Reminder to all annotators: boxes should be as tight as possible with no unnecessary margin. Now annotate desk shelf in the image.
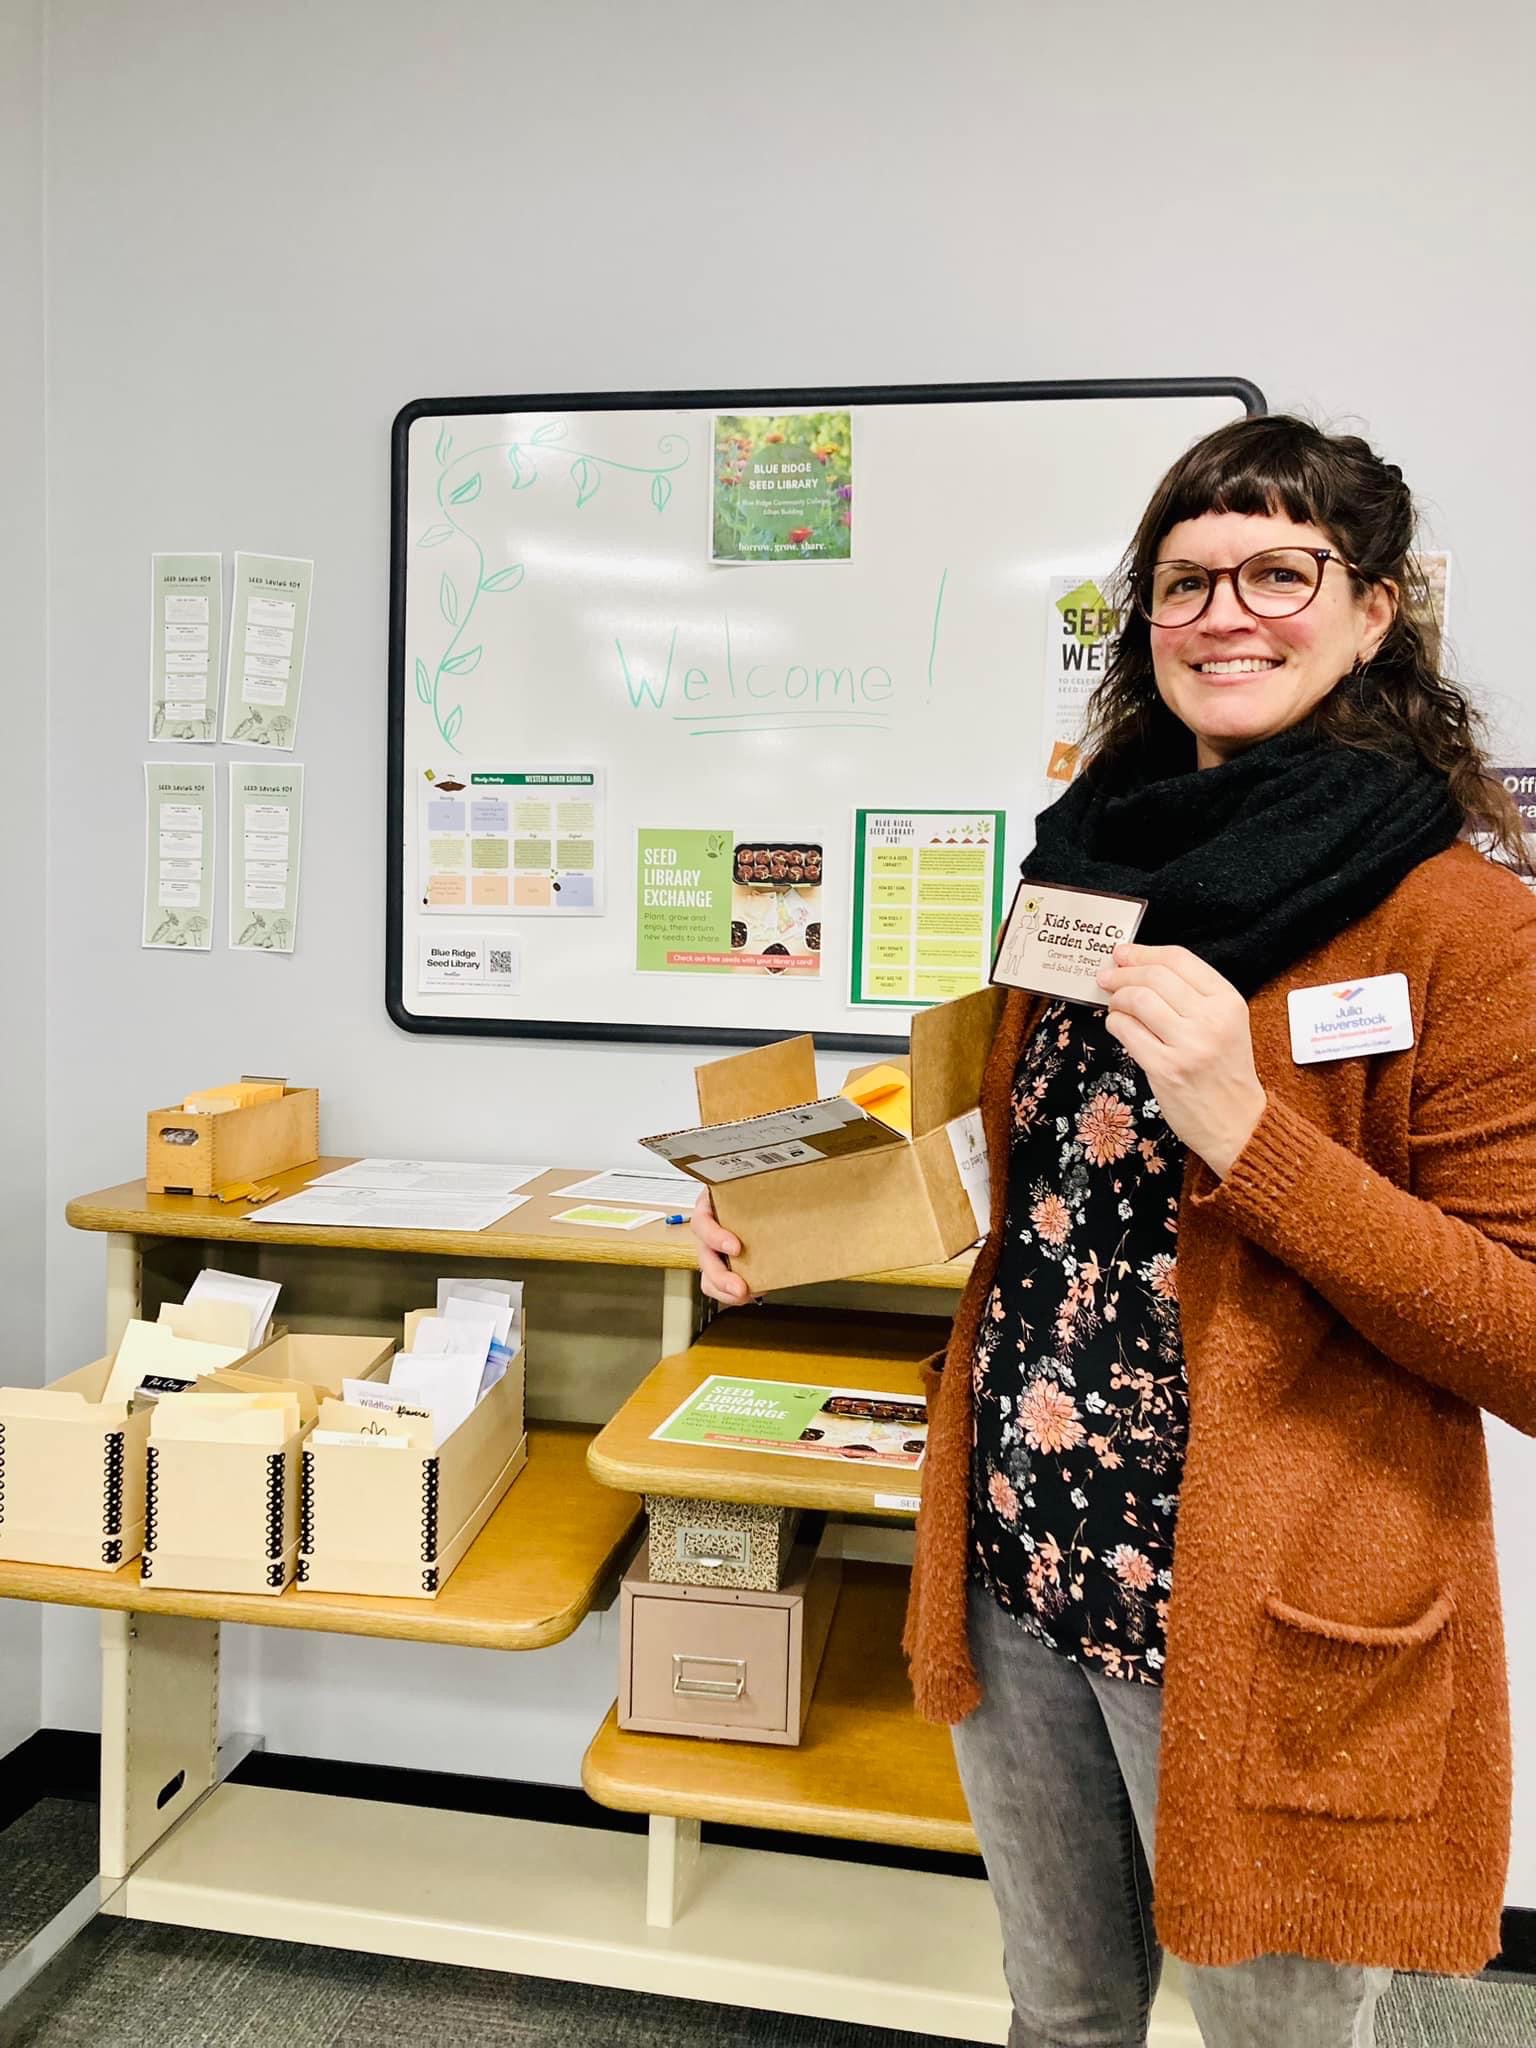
[583,1561,976,1855]
[586,1307,950,1514]
[65,1162,974,1288]
[0,1423,639,1651]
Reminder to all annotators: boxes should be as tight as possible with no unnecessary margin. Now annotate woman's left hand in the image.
[1095,943,1267,1180]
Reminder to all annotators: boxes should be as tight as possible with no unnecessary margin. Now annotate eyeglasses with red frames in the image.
[1135,548,1365,629]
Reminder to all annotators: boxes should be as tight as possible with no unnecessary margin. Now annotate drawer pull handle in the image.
[673,1654,746,1700]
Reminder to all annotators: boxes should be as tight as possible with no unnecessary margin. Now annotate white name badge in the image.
[1287,972,1415,1065]
[990,881,1148,1005]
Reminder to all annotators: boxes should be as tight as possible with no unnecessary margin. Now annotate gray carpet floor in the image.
[4,1799,1536,2045]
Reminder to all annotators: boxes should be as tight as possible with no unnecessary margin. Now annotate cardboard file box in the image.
[0,1360,150,1570]
[141,1332,394,1595]
[619,1536,841,1746]
[298,1348,527,1599]
[146,1083,319,1196]
[645,1495,804,1592]
[642,985,1004,1294]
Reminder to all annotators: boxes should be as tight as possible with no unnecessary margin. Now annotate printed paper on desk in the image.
[553,1204,659,1230]
[1287,973,1415,1064]
[990,882,1148,1005]
[557,1169,696,1208]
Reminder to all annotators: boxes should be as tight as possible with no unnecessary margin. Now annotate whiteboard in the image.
[388,380,1260,1050]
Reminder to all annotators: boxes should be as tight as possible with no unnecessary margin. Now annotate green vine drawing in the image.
[413,420,690,752]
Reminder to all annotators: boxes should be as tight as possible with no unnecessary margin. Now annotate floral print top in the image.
[970,998,1189,1685]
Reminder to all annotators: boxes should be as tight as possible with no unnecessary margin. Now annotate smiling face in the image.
[1150,509,1397,767]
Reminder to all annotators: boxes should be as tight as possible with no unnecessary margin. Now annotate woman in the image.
[693,415,1536,2047]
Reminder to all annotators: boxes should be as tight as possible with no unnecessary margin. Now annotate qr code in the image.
[489,949,512,975]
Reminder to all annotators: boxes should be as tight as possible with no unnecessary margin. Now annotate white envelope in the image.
[386,1354,483,1447]
[185,1269,281,1347]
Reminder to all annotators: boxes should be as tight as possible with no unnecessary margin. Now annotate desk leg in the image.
[99,1612,220,1882]
[660,1266,700,1359]
[104,1233,142,1355]
[645,1814,701,1928]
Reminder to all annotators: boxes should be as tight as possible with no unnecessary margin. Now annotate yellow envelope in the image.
[839,1059,914,1136]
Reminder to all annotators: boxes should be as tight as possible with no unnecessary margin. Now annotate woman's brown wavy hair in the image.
[1083,414,1525,865]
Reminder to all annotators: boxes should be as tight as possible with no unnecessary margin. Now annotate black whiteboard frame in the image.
[388,375,1265,1051]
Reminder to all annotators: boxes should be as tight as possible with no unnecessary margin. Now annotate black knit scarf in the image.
[1022,704,1463,996]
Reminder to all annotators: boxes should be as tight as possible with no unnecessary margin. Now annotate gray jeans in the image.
[953,1585,1394,2048]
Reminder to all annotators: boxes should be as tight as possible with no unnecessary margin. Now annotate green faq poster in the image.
[850,808,1008,1007]
[711,412,852,564]
[635,829,735,971]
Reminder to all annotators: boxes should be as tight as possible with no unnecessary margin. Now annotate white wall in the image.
[36,0,1536,1898]
[0,0,47,1764]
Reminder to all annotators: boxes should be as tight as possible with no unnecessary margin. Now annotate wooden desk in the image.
[0,1176,1213,2046]
[65,1159,976,1286]
[0,1177,1017,2046]
[586,1307,948,1515]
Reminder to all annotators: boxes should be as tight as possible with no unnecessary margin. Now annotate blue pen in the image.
[663,1213,688,1225]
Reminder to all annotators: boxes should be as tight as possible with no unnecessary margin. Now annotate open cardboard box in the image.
[141,1332,395,1595]
[145,1077,319,1197]
[297,1308,527,1599]
[642,984,1004,1294]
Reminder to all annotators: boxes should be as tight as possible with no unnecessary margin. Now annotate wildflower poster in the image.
[711,412,853,563]
[143,762,215,950]
[850,808,1007,1006]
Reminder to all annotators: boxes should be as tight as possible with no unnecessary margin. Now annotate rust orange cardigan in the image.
[904,844,1536,1975]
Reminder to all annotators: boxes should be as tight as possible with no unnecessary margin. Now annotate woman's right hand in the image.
[691,1190,752,1306]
